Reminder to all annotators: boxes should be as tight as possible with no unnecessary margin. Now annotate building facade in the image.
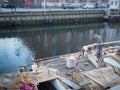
[39,0,110,7]
[1,0,110,8]
[109,0,120,9]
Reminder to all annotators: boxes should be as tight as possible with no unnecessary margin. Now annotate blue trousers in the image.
[96,45,102,57]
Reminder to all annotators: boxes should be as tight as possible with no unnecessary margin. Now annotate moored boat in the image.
[0,40,120,90]
[34,40,120,90]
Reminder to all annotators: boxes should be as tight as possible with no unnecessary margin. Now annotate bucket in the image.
[18,66,25,74]
[66,55,76,68]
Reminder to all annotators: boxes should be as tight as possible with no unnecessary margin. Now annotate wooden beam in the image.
[61,77,81,90]
[103,57,120,69]
[84,40,120,49]
[87,53,99,68]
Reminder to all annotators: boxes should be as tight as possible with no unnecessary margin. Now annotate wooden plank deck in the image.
[82,66,120,88]
[20,67,58,84]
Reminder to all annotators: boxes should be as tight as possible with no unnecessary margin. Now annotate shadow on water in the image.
[0,22,104,37]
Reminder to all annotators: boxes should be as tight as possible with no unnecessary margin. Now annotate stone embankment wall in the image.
[0,9,119,26]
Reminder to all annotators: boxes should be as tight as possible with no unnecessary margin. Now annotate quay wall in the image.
[0,9,119,26]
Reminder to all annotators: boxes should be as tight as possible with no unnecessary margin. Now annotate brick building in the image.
[44,0,109,7]
[37,0,110,7]
[0,0,110,8]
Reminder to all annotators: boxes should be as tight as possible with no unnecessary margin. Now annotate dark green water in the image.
[0,22,120,74]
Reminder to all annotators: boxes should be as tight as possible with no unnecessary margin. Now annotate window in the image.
[91,0,96,3]
[51,0,58,2]
[111,1,113,5]
[80,0,85,3]
[50,0,58,2]
[115,1,117,5]
[66,0,73,3]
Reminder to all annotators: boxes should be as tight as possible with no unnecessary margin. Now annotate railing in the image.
[104,8,120,19]
[104,8,110,16]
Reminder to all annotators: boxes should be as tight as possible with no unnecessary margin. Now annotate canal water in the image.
[0,22,120,74]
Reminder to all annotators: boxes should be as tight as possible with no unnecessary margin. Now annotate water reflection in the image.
[0,38,34,74]
[0,22,120,74]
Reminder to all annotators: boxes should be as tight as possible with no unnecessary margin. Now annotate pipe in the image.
[50,79,66,90]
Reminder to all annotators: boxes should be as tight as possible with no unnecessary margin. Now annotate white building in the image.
[109,0,120,9]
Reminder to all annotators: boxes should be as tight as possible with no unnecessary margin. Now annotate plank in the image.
[61,77,81,90]
[72,72,91,90]
[85,40,120,48]
[20,68,58,84]
[72,72,83,83]
[104,51,120,64]
[103,57,120,69]
[108,84,120,90]
[82,66,120,88]
[87,53,99,68]
[79,74,91,86]
[114,66,120,75]
[50,79,66,90]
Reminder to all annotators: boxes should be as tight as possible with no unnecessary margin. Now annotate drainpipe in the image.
[35,0,36,3]
[44,0,46,20]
